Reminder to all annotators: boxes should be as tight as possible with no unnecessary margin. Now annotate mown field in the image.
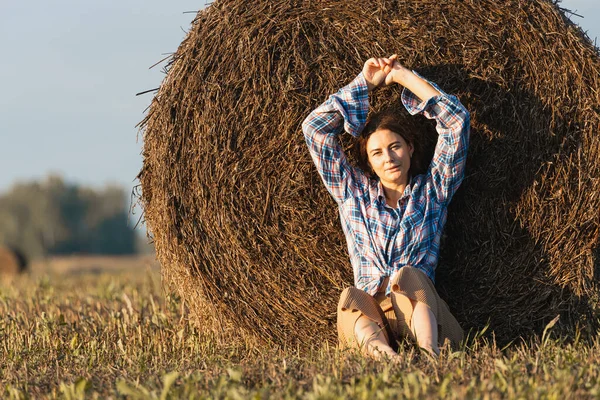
[1,257,600,399]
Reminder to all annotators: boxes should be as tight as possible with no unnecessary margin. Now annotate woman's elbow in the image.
[302,114,316,139]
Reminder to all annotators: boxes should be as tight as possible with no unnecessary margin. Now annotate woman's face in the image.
[366,129,413,187]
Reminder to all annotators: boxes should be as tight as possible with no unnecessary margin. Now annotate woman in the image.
[302,55,470,359]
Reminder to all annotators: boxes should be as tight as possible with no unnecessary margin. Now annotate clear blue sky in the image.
[0,0,598,196]
[0,0,205,194]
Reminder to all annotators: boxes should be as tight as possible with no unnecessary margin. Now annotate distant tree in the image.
[0,175,137,259]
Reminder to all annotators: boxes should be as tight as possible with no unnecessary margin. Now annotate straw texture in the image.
[138,0,600,345]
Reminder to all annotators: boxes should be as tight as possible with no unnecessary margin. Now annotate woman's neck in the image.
[382,180,407,208]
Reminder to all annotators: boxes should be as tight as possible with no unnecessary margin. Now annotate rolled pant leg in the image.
[389,266,464,348]
[337,287,391,350]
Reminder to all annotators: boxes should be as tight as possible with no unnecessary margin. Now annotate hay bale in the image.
[0,247,27,276]
[138,0,600,345]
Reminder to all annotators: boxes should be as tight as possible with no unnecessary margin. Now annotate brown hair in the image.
[355,107,426,178]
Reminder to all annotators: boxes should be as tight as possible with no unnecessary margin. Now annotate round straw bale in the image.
[0,246,27,276]
[138,0,600,345]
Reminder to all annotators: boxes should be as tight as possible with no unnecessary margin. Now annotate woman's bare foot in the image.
[366,340,401,362]
[417,344,440,364]
[354,315,400,362]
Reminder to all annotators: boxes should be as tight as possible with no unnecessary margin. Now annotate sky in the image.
[0,0,205,194]
[0,0,598,198]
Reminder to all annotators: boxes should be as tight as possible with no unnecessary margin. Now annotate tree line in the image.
[0,175,142,259]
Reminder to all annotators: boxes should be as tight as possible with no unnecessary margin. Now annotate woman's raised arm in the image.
[301,58,395,203]
[385,59,470,204]
[302,74,368,204]
[385,56,441,102]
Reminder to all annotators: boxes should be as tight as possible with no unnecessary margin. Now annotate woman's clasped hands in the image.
[362,54,409,92]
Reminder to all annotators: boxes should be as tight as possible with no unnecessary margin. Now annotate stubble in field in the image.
[1,258,599,398]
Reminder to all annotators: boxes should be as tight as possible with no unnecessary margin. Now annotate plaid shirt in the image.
[302,72,470,296]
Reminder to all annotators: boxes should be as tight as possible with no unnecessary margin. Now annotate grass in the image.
[1,264,600,399]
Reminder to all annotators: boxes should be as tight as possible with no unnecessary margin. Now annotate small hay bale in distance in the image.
[0,247,27,276]
[138,0,600,345]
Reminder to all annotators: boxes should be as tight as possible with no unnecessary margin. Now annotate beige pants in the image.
[337,266,463,350]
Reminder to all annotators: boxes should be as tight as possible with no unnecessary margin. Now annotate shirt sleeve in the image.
[301,73,370,204]
[401,73,470,205]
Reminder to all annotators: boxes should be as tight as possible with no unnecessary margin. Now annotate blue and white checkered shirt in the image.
[302,72,470,296]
